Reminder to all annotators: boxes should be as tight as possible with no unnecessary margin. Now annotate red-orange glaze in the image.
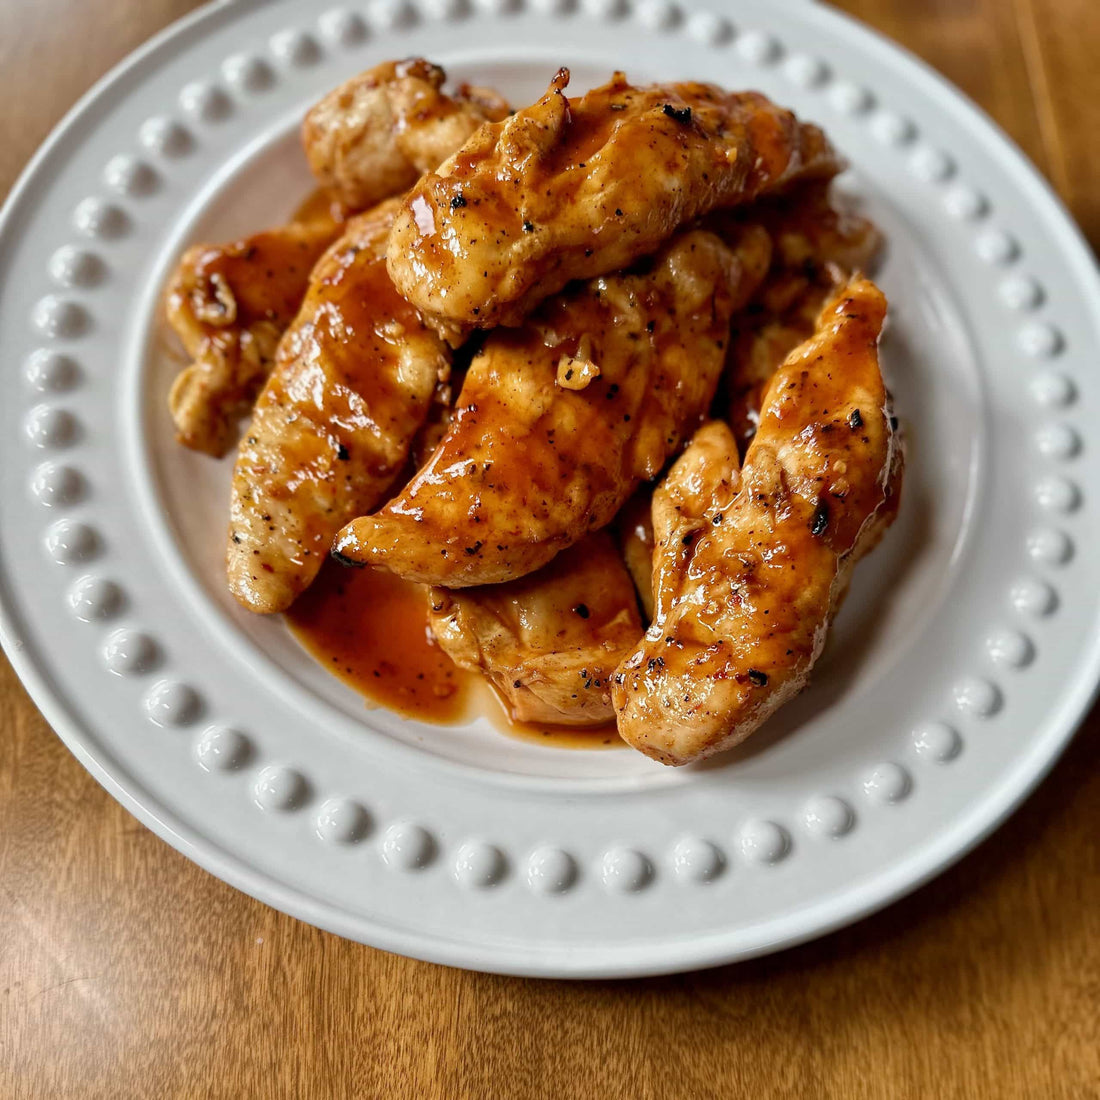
[288,558,626,750]
[287,560,470,723]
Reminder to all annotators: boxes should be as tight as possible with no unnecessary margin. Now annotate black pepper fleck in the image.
[331,547,364,568]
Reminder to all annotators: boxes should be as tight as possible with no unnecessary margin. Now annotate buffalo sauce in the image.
[287,559,626,749]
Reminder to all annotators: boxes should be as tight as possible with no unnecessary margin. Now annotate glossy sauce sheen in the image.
[288,560,469,722]
[226,199,449,614]
[387,70,839,331]
[334,227,766,588]
[288,560,625,748]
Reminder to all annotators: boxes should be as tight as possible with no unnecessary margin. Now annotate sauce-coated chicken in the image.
[333,225,772,586]
[166,205,347,456]
[303,58,509,210]
[228,200,449,614]
[169,60,505,457]
[613,279,902,765]
[387,69,839,338]
[428,532,643,725]
[722,185,882,451]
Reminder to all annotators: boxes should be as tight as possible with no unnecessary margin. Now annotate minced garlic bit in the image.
[192,271,238,327]
[556,334,601,391]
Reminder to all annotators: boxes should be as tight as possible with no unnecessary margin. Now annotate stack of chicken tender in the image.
[166,60,902,766]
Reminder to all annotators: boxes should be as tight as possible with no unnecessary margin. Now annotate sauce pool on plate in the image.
[287,560,625,749]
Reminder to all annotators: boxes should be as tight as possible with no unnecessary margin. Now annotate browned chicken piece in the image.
[386,68,839,339]
[428,532,643,726]
[228,199,449,614]
[613,279,903,765]
[333,225,772,586]
[722,184,883,451]
[615,491,656,622]
[647,420,742,628]
[166,202,347,456]
[302,58,509,210]
[169,62,506,458]
[750,181,883,274]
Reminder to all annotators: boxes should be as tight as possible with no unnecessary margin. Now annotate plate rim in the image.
[2,0,1099,977]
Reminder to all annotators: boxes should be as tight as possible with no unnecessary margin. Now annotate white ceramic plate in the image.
[2,0,1098,978]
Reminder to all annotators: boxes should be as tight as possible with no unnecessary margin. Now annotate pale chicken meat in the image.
[721,184,883,451]
[302,58,510,210]
[386,68,840,338]
[428,532,643,725]
[613,279,902,765]
[166,201,348,456]
[333,225,772,586]
[228,200,449,614]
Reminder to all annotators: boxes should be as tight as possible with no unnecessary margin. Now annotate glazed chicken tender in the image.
[169,59,507,458]
[333,225,772,586]
[228,200,449,614]
[303,58,509,210]
[429,532,643,726]
[166,208,347,456]
[613,279,902,765]
[721,184,883,450]
[386,68,839,338]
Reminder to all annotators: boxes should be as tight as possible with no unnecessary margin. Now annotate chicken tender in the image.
[613,279,902,765]
[722,185,883,451]
[303,57,509,210]
[387,69,839,338]
[428,532,643,726]
[166,205,347,456]
[228,200,449,614]
[333,225,772,586]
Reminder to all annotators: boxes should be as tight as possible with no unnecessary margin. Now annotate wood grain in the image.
[2,2,1099,1097]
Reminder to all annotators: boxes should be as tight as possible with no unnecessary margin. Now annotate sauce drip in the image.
[288,559,626,749]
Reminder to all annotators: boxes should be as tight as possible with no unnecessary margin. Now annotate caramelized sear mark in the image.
[613,278,903,766]
[387,68,840,338]
[334,225,771,587]
[227,199,449,614]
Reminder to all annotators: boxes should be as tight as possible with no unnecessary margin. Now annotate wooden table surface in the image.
[2,2,1098,1097]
